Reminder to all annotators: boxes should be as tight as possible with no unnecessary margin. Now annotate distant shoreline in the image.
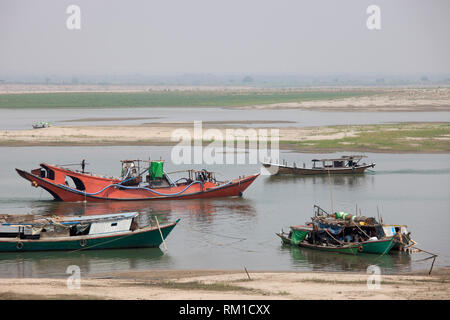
[0,86,449,112]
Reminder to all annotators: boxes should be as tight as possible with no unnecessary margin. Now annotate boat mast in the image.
[328,169,334,214]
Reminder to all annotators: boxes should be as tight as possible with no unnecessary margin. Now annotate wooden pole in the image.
[429,256,437,275]
[328,170,334,214]
[415,246,438,257]
[244,266,252,280]
[155,217,168,252]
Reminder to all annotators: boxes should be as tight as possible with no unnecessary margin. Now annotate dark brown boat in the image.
[262,155,375,175]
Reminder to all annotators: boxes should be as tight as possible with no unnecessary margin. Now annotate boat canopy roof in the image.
[120,159,165,163]
[311,155,367,162]
[1,212,138,227]
[314,217,381,227]
[59,212,138,223]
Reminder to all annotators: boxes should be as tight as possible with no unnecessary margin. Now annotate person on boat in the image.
[394,228,404,251]
[344,234,352,242]
[81,159,86,173]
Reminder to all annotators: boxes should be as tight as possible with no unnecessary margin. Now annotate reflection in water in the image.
[375,168,450,175]
[0,248,167,278]
[281,245,412,274]
[28,197,257,224]
[264,174,373,189]
[32,200,170,217]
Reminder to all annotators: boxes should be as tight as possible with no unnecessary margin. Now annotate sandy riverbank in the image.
[233,87,450,112]
[0,123,344,145]
[1,122,449,153]
[0,268,449,300]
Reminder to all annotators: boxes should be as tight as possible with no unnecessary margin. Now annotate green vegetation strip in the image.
[0,90,373,108]
[282,123,450,153]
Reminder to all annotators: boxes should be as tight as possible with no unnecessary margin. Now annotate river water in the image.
[0,146,448,278]
[1,107,450,130]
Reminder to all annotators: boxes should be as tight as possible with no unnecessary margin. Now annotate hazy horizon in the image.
[1,0,449,78]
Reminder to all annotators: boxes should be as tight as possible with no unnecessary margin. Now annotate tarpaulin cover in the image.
[149,161,164,180]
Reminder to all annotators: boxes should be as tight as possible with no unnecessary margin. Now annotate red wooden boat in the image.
[16,160,259,202]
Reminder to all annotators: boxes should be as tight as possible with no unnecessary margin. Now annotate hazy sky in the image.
[1,0,449,76]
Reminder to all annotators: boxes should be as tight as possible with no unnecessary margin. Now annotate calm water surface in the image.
[2,107,450,129]
[0,146,449,278]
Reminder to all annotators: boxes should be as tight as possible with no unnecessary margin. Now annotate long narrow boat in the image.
[276,231,360,255]
[16,159,259,202]
[0,213,179,252]
[262,155,375,175]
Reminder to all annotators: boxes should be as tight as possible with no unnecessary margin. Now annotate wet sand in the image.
[0,122,448,153]
[0,123,356,144]
[0,268,448,300]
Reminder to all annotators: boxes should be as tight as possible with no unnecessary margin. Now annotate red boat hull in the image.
[16,164,259,202]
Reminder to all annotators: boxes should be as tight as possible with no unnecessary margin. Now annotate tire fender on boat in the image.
[16,242,24,250]
[358,245,363,252]
[79,239,87,247]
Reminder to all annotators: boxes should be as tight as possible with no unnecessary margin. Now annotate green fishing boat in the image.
[0,213,179,252]
[359,237,395,254]
[312,205,397,255]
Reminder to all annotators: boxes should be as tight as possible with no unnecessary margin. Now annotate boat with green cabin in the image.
[276,226,360,255]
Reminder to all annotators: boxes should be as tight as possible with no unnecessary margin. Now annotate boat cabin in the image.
[311,155,367,169]
[0,213,139,240]
[120,160,143,186]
